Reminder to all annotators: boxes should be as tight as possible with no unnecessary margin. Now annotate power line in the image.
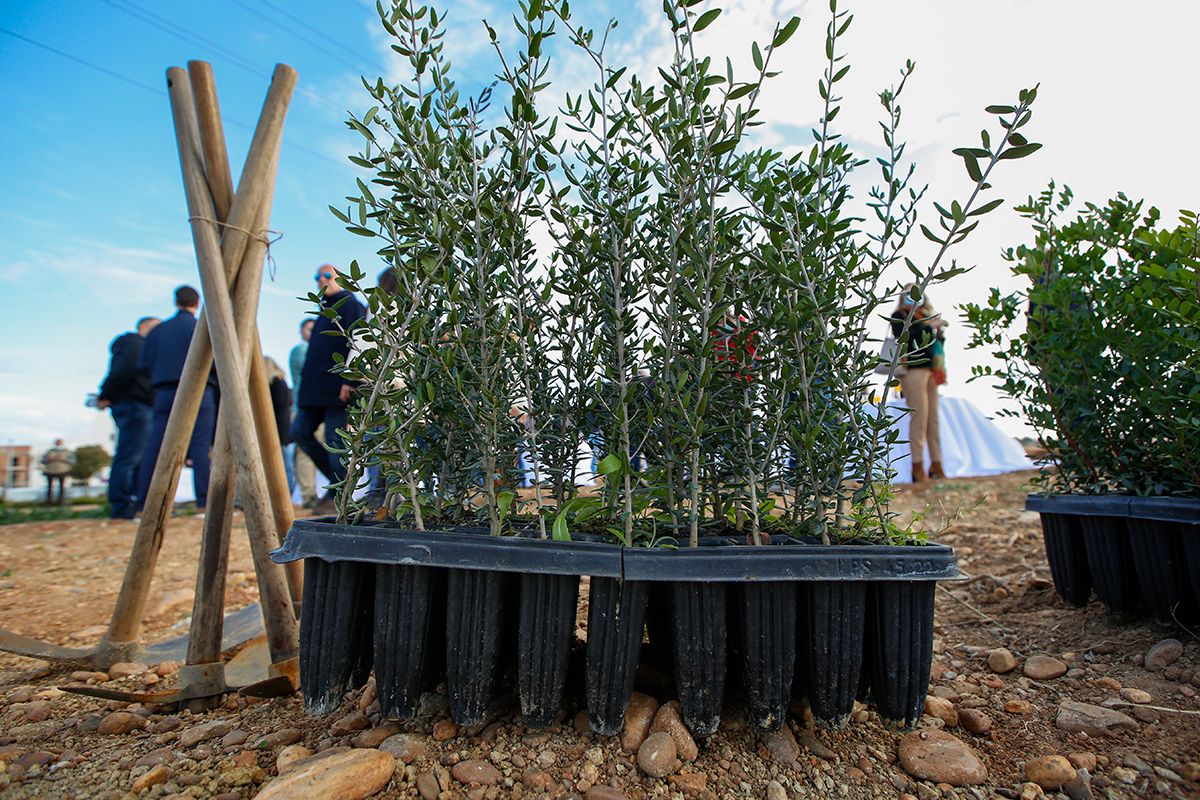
[229,0,384,79]
[0,27,164,96]
[99,0,267,80]
[0,26,349,170]
[253,0,390,77]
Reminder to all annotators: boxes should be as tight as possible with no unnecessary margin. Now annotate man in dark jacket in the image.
[98,315,159,518]
[135,286,217,512]
[291,264,367,515]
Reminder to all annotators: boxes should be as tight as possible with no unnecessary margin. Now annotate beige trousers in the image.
[900,367,942,470]
[294,422,323,503]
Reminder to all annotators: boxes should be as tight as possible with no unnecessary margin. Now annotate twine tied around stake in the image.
[187,216,284,281]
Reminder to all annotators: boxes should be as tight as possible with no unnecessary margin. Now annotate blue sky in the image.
[2,0,1199,454]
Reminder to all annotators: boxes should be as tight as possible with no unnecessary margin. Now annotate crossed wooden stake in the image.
[0,62,304,712]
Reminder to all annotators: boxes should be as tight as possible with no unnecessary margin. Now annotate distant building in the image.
[1,445,33,489]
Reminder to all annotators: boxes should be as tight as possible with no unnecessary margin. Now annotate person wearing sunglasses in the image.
[291,264,367,515]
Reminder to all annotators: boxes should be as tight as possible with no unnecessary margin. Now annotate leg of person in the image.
[294,444,316,506]
[186,387,217,510]
[56,475,67,505]
[900,368,930,483]
[283,442,297,496]
[926,380,944,479]
[135,388,173,511]
[44,474,54,505]
[310,406,350,515]
[108,401,152,518]
[291,406,335,482]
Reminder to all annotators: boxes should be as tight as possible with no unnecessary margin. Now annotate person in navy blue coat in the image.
[135,286,217,511]
[98,315,160,518]
[291,264,367,515]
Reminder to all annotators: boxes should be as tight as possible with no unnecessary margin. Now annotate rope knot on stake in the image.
[187,216,284,280]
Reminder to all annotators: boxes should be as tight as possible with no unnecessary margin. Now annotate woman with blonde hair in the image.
[890,285,948,483]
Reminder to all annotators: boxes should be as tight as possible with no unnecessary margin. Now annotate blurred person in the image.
[97,316,159,518]
[41,438,74,505]
[136,285,217,511]
[291,265,367,516]
[289,318,319,506]
[890,285,949,483]
[263,356,293,490]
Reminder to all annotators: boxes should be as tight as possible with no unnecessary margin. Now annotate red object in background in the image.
[711,314,759,382]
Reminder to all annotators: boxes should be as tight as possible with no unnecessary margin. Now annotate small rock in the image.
[70,670,109,682]
[1123,753,1151,773]
[1056,701,1137,735]
[1178,762,1200,781]
[1063,767,1095,800]
[222,730,249,748]
[898,729,987,786]
[798,730,837,761]
[432,719,457,742]
[762,725,800,766]
[637,732,677,778]
[924,697,958,727]
[586,787,628,800]
[357,681,377,713]
[154,661,181,677]
[351,722,401,749]
[258,728,303,748]
[132,764,171,793]
[1025,756,1077,790]
[1093,677,1122,690]
[987,648,1019,674]
[1019,782,1046,800]
[621,692,660,753]
[666,772,706,794]
[330,712,369,737]
[1145,639,1183,671]
[959,709,992,735]
[134,748,176,768]
[108,662,148,680]
[378,733,426,765]
[1112,766,1139,785]
[1004,699,1033,715]
[152,716,183,734]
[1119,688,1151,704]
[179,719,232,747]
[451,759,502,786]
[766,779,788,800]
[648,701,698,762]
[522,767,555,791]
[1067,752,1096,771]
[1132,706,1159,723]
[256,749,394,800]
[14,751,54,768]
[1024,656,1068,680]
[98,711,146,735]
[276,745,314,775]
[232,750,259,768]
[22,701,52,723]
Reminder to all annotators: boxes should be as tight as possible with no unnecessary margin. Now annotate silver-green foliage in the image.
[330,0,1041,544]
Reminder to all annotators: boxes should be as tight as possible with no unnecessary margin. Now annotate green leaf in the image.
[552,513,571,541]
[968,198,1004,216]
[962,153,983,182]
[999,142,1042,160]
[497,490,514,524]
[772,16,801,48]
[694,8,721,32]
[597,453,622,476]
[985,104,1015,114]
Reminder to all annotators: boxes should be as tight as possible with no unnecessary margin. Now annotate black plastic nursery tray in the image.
[272,519,960,739]
[1026,494,1200,623]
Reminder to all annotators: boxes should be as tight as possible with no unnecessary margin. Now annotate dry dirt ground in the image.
[1,471,1198,800]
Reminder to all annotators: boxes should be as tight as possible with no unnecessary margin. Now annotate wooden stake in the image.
[166,64,298,665]
[97,63,297,664]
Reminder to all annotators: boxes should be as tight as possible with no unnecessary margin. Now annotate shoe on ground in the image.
[928,461,946,480]
[311,497,337,517]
